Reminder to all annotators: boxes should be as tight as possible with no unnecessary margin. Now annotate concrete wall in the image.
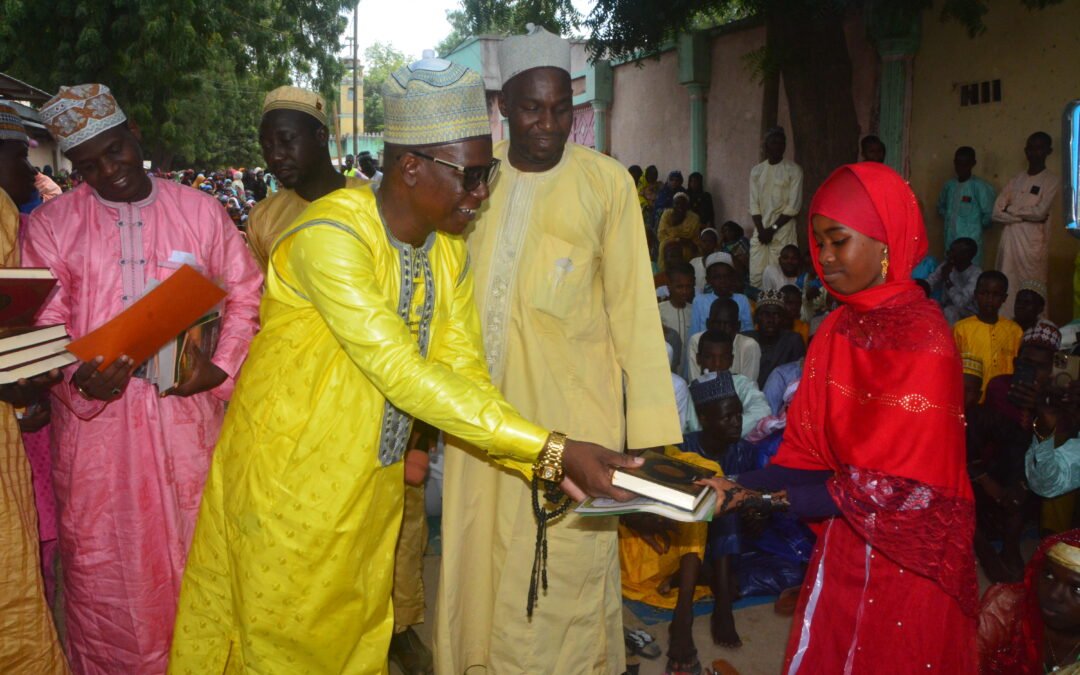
[908,0,1080,324]
[608,49,692,182]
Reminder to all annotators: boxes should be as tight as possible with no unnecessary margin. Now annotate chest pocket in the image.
[527,233,594,320]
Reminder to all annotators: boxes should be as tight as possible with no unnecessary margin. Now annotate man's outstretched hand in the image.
[558,440,644,502]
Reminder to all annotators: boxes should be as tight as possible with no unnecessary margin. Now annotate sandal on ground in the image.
[624,627,662,659]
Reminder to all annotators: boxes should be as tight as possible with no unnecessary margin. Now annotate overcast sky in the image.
[343,0,594,62]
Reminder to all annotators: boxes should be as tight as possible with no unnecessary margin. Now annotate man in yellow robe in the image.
[435,27,682,675]
[0,102,68,675]
[169,58,637,675]
[246,85,369,272]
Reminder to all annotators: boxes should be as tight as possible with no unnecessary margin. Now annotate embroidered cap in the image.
[497,23,571,87]
[262,85,328,126]
[1023,323,1062,351]
[1019,279,1048,302]
[382,52,489,146]
[690,371,737,406]
[757,289,786,310]
[41,84,128,153]
[0,102,28,143]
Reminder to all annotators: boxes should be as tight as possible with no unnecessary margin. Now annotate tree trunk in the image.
[773,6,860,244]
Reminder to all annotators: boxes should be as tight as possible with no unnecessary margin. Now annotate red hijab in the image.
[774,162,977,613]
[981,530,1080,674]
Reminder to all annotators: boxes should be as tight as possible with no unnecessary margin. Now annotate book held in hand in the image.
[610,448,716,511]
[151,312,221,392]
[66,265,226,370]
[576,492,717,523]
[0,269,77,383]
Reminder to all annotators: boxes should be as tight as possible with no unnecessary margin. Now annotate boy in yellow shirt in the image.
[953,270,1023,400]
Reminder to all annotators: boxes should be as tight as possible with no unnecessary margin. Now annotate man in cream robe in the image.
[435,26,681,674]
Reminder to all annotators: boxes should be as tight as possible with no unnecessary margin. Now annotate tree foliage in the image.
[437,0,581,56]
[0,0,354,168]
[360,43,412,134]
[582,0,1064,61]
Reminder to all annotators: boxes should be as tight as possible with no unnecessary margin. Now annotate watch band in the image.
[533,431,568,484]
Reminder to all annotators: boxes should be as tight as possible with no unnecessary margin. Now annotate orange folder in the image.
[66,265,227,369]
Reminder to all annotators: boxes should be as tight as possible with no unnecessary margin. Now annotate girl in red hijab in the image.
[701,163,977,673]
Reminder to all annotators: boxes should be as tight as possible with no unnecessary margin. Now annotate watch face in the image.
[539,466,557,481]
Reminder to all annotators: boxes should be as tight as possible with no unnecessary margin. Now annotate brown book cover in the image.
[612,449,716,511]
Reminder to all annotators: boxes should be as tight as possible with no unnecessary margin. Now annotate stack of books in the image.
[0,269,77,384]
[576,449,718,522]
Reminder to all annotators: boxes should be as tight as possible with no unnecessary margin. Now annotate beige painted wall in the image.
[609,50,693,183]
[908,0,1080,324]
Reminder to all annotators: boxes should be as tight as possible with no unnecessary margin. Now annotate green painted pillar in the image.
[687,84,708,174]
[592,101,610,154]
[678,31,711,176]
[590,60,613,154]
[867,1,921,177]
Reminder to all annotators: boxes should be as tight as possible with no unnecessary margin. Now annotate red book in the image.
[0,268,57,330]
[66,265,227,369]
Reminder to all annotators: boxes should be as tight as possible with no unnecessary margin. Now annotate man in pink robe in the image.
[21,84,262,674]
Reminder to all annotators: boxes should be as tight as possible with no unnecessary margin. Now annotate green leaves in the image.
[0,0,353,168]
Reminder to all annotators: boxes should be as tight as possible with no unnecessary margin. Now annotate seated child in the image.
[686,298,761,383]
[693,330,770,438]
[761,244,804,293]
[953,270,1023,401]
[926,237,981,324]
[659,261,696,373]
[743,290,806,389]
[690,259,753,334]
[780,284,809,345]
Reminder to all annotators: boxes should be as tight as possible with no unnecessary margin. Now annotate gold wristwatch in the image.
[533,432,568,483]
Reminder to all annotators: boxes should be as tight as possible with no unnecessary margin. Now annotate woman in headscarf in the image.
[700,162,977,673]
[979,530,1080,673]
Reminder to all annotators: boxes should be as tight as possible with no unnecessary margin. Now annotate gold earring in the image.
[880,247,889,279]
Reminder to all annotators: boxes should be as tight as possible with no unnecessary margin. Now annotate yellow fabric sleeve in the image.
[601,172,682,448]
[285,223,546,469]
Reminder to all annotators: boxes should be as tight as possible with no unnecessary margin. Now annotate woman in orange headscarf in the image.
[701,163,978,673]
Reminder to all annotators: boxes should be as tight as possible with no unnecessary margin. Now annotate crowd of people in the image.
[0,21,1077,675]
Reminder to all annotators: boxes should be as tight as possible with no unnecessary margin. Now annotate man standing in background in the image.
[749,126,803,291]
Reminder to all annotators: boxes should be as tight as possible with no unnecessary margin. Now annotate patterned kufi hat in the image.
[383,53,489,146]
[0,102,28,143]
[1023,323,1062,351]
[961,353,984,378]
[1019,279,1048,303]
[1048,541,1080,574]
[673,191,690,204]
[757,289,786,309]
[498,23,571,87]
[41,84,128,153]
[262,85,328,126]
[690,371,737,407]
[704,251,733,269]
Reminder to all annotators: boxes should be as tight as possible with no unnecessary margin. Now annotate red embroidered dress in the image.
[772,163,978,673]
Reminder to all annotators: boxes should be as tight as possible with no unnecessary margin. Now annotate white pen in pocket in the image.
[551,257,574,290]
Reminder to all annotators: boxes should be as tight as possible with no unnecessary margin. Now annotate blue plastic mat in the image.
[623,594,776,626]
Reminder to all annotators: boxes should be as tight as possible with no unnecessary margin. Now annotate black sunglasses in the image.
[409,151,500,192]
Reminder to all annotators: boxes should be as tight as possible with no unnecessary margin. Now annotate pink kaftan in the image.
[21,178,262,674]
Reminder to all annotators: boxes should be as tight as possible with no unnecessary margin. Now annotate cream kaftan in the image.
[434,143,681,674]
